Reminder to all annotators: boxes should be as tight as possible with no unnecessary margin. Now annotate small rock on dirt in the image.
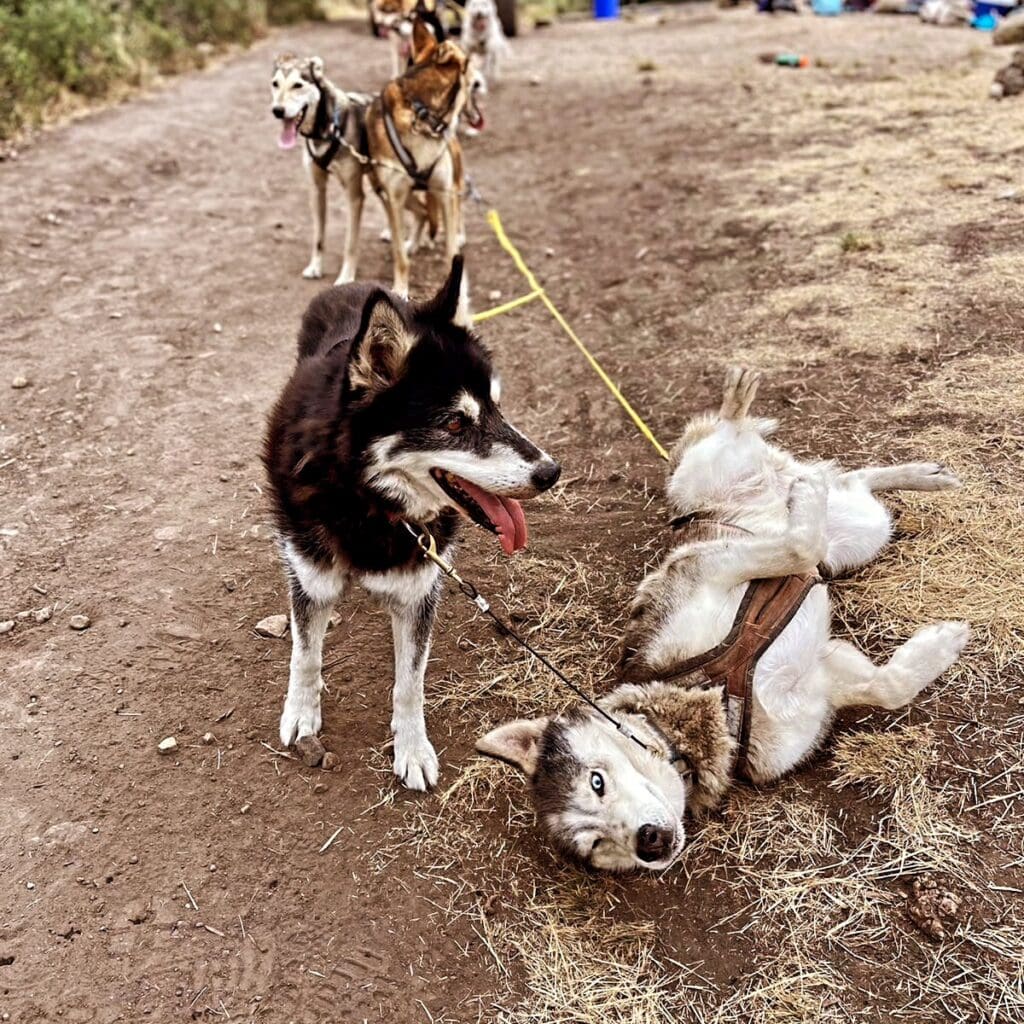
[68,614,91,631]
[0,620,14,635]
[34,606,52,623]
[11,376,29,389]
[254,614,288,639]
[125,899,151,924]
[321,751,340,772]
[295,735,326,768]
[157,736,178,755]
[200,732,215,745]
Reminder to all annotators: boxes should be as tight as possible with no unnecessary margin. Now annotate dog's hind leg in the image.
[279,575,338,746]
[823,622,969,712]
[335,175,364,285]
[838,463,961,493]
[303,164,329,280]
[382,568,442,791]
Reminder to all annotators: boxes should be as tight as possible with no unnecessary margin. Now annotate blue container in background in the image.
[812,0,843,13]
[594,0,620,19]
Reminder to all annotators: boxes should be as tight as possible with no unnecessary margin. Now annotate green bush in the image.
[0,0,323,140]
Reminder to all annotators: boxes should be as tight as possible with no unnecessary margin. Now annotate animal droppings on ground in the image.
[906,874,963,940]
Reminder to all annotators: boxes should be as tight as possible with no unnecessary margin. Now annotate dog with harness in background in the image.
[369,0,448,77]
[366,24,484,302]
[270,54,432,286]
[462,0,510,85]
[478,368,969,871]
[263,258,561,791]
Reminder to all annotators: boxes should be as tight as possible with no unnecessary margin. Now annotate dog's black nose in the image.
[531,460,561,492]
[636,823,672,863]
[272,106,285,119]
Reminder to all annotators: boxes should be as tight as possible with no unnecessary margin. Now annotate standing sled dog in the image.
[263,259,560,790]
[479,368,969,871]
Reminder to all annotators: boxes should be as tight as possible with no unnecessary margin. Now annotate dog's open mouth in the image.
[431,469,526,555]
[277,108,306,150]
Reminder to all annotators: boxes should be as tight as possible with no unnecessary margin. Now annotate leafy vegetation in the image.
[0,0,323,140]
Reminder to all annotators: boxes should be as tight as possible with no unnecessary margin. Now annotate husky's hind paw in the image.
[302,261,323,280]
[720,366,762,422]
[393,732,439,791]
[279,690,322,747]
[905,463,962,491]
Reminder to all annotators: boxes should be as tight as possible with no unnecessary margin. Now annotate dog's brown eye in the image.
[446,414,465,435]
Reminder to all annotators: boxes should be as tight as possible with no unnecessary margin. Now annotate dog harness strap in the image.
[383,105,434,190]
[626,572,819,779]
[701,573,819,779]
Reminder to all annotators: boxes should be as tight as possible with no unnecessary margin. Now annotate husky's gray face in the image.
[477,712,687,871]
[270,55,322,150]
[355,260,561,555]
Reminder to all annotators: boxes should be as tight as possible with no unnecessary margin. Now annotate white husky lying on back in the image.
[479,368,969,872]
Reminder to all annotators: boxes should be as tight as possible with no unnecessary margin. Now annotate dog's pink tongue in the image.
[456,479,528,556]
[278,118,298,150]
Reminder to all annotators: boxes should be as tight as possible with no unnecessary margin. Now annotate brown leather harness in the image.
[626,517,820,781]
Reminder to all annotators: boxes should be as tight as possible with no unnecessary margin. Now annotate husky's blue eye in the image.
[590,771,605,796]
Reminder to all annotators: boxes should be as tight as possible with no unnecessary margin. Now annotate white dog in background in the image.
[462,0,510,85]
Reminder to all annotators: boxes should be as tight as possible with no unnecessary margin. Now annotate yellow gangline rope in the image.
[471,288,541,323]
[480,208,670,462]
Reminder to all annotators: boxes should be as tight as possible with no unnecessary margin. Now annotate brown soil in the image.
[2,9,1021,1024]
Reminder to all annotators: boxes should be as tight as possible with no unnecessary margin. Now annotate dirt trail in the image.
[2,9,1022,1023]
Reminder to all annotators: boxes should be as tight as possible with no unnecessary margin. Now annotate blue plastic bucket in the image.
[594,0,620,19]
[812,0,843,13]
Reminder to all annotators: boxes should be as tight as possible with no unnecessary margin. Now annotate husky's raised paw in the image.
[720,366,762,422]
[393,732,439,791]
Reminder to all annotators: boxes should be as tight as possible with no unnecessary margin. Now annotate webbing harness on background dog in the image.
[303,97,371,173]
[401,522,697,781]
[624,567,820,780]
[382,106,440,190]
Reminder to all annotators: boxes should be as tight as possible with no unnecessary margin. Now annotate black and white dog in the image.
[263,259,560,789]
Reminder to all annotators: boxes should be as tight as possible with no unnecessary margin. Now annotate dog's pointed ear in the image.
[412,18,438,63]
[347,290,413,393]
[417,256,468,326]
[476,718,548,776]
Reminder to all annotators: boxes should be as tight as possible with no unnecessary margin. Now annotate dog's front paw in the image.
[393,732,439,791]
[279,689,322,747]
[334,266,356,285]
[302,261,323,280]
[787,475,828,567]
